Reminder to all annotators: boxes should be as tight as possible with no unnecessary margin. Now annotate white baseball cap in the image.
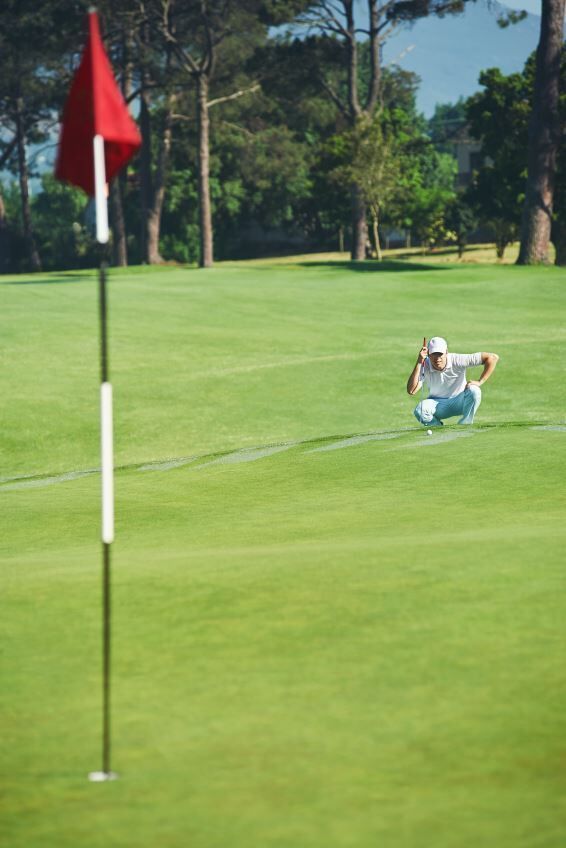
[428,337,448,354]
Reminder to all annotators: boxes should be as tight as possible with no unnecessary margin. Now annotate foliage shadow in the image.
[2,274,94,286]
[298,259,448,273]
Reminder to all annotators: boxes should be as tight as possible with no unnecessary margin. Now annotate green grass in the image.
[2,257,566,848]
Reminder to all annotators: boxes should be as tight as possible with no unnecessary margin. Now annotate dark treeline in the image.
[0,0,564,271]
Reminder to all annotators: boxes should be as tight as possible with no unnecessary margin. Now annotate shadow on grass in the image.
[2,272,95,285]
[297,259,449,273]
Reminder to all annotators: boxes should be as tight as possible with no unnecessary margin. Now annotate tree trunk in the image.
[495,231,507,260]
[371,208,382,260]
[552,218,566,265]
[351,184,368,260]
[0,188,9,272]
[146,95,176,265]
[345,3,363,261]
[517,0,565,264]
[15,97,41,272]
[344,0,361,119]
[110,179,128,266]
[146,208,162,266]
[139,74,152,264]
[109,22,134,268]
[366,0,381,114]
[197,74,213,268]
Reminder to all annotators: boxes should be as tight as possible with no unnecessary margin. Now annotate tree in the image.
[444,196,477,258]
[131,14,182,265]
[330,112,407,259]
[145,0,280,268]
[406,151,457,250]
[465,67,529,258]
[32,175,99,270]
[82,1,180,266]
[0,2,49,271]
[255,46,427,253]
[0,0,84,272]
[551,131,566,264]
[517,0,566,263]
[284,0,471,260]
[466,167,520,258]
[466,51,566,265]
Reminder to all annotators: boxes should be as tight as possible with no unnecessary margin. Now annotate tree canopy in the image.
[465,48,566,264]
[1,0,545,272]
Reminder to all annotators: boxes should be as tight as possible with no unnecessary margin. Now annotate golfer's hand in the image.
[418,338,427,364]
[466,380,482,388]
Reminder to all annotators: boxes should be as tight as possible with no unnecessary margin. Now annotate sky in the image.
[501,0,541,12]
[381,1,541,115]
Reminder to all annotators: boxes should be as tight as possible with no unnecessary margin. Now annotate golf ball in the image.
[427,429,432,436]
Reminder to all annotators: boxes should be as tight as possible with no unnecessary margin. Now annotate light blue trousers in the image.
[414,385,482,427]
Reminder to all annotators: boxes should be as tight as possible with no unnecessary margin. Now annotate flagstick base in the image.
[88,770,119,782]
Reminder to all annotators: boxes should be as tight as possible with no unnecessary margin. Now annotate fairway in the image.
[2,258,566,848]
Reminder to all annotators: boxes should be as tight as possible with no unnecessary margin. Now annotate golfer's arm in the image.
[407,361,423,395]
[477,352,499,385]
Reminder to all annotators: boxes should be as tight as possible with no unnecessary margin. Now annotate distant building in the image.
[447,125,490,189]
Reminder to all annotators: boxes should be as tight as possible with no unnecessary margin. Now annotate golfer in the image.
[407,337,499,426]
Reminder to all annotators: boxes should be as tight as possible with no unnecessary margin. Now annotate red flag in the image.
[55,11,141,196]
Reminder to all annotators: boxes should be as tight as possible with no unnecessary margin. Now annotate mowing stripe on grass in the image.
[0,469,99,492]
[384,429,479,450]
[191,443,296,469]
[306,432,403,452]
[138,456,202,472]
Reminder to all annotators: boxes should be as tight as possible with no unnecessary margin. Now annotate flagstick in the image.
[89,134,118,783]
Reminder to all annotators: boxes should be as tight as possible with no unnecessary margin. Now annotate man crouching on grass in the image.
[407,337,499,427]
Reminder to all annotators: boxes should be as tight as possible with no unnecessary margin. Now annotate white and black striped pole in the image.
[89,134,117,782]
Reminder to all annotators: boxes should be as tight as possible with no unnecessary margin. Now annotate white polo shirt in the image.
[423,352,483,398]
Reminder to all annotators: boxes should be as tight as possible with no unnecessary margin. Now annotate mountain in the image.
[381,0,542,115]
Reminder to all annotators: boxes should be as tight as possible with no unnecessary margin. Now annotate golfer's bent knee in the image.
[414,400,434,423]
[466,385,481,400]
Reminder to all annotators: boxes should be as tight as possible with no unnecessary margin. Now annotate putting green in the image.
[2,258,566,848]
